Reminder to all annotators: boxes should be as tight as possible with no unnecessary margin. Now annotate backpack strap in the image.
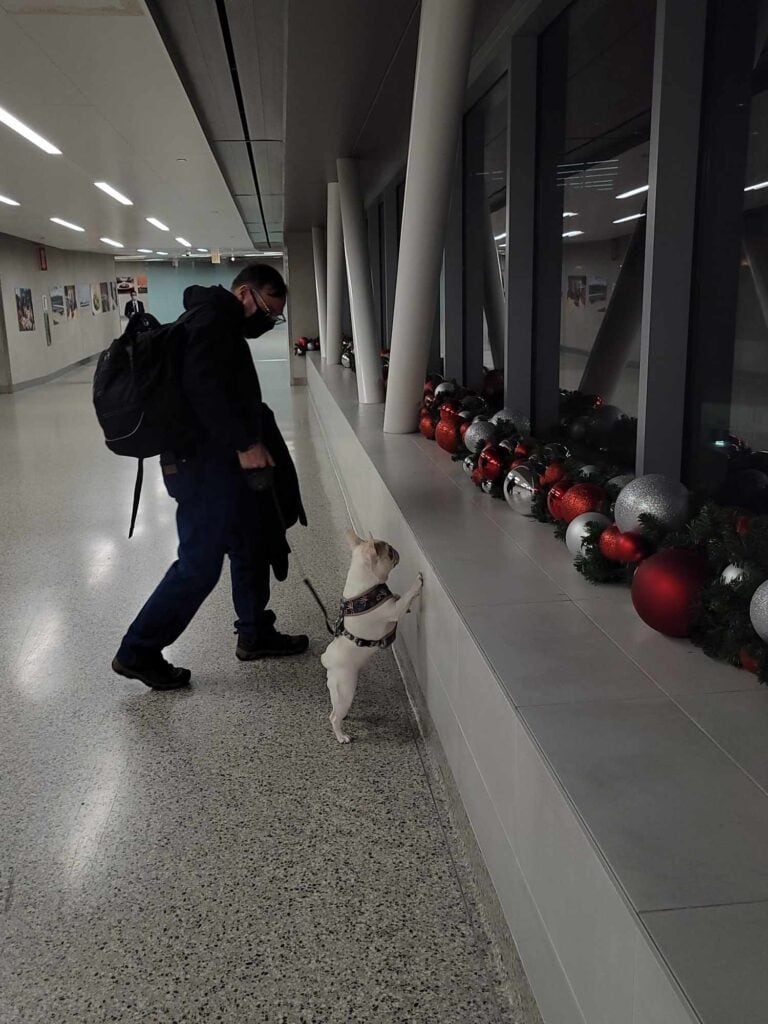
[128,458,144,539]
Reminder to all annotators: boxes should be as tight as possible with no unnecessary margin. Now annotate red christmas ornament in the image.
[547,479,574,520]
[511,458,528,469]
[424,374,443,397]
[478,443,507,483]
[435,401,463,453]
[736,515,752,538]
[471,466,484,487]
[631,549,708,638]
[540,461,567,487]
[419,413,437,440]
[514,440,532,459]
[557,483,607,524]
[599,525,648,564]
[740,648,759,674]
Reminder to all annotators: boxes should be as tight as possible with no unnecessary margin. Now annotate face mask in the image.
[243,308,275,339]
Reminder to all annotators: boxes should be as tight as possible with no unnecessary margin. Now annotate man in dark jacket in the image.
[112,263,308,691]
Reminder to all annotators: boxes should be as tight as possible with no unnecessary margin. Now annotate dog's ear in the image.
[360,536,377,568]
[345,528,363,550]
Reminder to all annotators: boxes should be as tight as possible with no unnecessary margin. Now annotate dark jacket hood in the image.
[183,284,243,323]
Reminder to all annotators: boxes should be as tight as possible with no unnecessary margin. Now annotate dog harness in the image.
[334,582,397,649]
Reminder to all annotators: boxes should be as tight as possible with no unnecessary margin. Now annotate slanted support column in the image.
[312,226,327,359]
[384,0,479,433]
[325,183,344,365]
[337,158,385,404]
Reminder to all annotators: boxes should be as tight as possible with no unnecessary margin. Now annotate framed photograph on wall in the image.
[99,282,110,314]
[15,288,35,332]
[50,284,65,326]
[64,284,77,319]
[91,283,102,315]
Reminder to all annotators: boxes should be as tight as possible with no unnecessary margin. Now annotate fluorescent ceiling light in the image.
[146,217,169,231]
[50,216,84,232]
[0,194,20,206]
[197,248,208,253]
[745,180,768,192]
[137,248,153,254]
[155,251,169,256]
[563,211,578,218]
[94,181,133,205]
[615,184,649,199]
[100,237,124,248]
[494,232,507,240]
[0,105,61,155]
[562,230,584,238]
[613,213,646,224]
[175,236,191,247]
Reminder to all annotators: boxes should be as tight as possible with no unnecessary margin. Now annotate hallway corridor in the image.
[0,336,521,1024]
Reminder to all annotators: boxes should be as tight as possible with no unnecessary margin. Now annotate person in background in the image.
[112,262,306,691]
[124,289,145,317]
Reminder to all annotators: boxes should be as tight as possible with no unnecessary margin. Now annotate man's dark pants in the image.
[117,454,272,664]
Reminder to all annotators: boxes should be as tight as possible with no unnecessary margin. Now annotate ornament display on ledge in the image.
[418,371,768,684]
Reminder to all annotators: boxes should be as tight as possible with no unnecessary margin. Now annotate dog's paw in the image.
[336,732,352,744]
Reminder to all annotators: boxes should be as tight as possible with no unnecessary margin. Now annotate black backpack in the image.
[93,311,197,536]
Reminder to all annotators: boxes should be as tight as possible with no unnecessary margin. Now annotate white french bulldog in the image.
[320,530,423,743]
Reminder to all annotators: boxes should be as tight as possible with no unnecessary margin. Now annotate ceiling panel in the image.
[226,0,285,142]
[0,1,252,254]
[214,141,257,195]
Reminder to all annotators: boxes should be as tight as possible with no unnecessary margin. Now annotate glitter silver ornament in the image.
[614,474,689,533]
[490,408,531,435]
[462,455,476,476]
[464,417,495,453]
[750,581,768,642]
[503,464,539,515]
[608,474,635,491]
[565,512,611,558]
[434,381,456,398]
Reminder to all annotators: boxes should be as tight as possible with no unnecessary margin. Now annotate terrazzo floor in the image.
[0,332,521,1023]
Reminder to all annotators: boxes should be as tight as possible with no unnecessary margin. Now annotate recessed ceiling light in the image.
[50,217,84,232]
[155,251,169,256]
[94,182,133,206]
[613,213,646,224]
[745,180,768,192]
[146,217,169,231]
[137,248,153,254]
[100,237,124,248]
[197,248,209,253]
[563,211,578,218]
[562,230,584,238]
[175,236,191,247]
[615,185,649,199]
[0,105,61,155]
[0,194,20,206]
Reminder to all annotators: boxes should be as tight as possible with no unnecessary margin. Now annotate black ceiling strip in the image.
[214,0,270,247]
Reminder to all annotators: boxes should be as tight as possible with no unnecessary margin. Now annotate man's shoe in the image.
[236,631,309,660]
[112,652,191,690]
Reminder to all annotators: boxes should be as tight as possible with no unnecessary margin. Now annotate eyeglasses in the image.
[251,287,286,326]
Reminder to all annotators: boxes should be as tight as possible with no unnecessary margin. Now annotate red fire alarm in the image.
[39,246,47,271]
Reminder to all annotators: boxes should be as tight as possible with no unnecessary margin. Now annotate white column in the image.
[384,0,479,433]
[337,158,385,404]
[325,183,344,365]
[312,226,327,359]
[483,201,505,370]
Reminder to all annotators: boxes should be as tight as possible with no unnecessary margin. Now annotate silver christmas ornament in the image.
[750,581,768,642]
[588,404,624,437]
[489,408,531,435]
[464,418,495,453]
[543,442,570,461]
[462,455,476,476]
[481,479,495,495]
[498,437,517,453]
[608,474,635,491]
[434,381,456,397]
[565,512,611,558]
[721,564,759,586]
[614,474,689,533]
[578,465,599,480]
[461,395,487,415]
[503,464,539,515]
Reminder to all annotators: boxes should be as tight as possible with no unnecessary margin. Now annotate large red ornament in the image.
[740,648,759,674]
[435,402,463,453]
[736,515,752,538]
[514,441,532,459]
[540,462,567,487]
[547,479,574,520]
[631,549,708,638]
[599,525,648,564]
[419,413,437,440]
[557,483,607,524]
[471,466,484,487]
[478,443,507,483]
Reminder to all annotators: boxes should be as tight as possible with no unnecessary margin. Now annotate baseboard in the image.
[0,353,99,394]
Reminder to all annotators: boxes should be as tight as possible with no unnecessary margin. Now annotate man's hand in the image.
[238,443,275,470]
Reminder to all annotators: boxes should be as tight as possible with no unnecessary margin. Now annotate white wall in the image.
[284,231,320,383]
[0,232,119,388]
